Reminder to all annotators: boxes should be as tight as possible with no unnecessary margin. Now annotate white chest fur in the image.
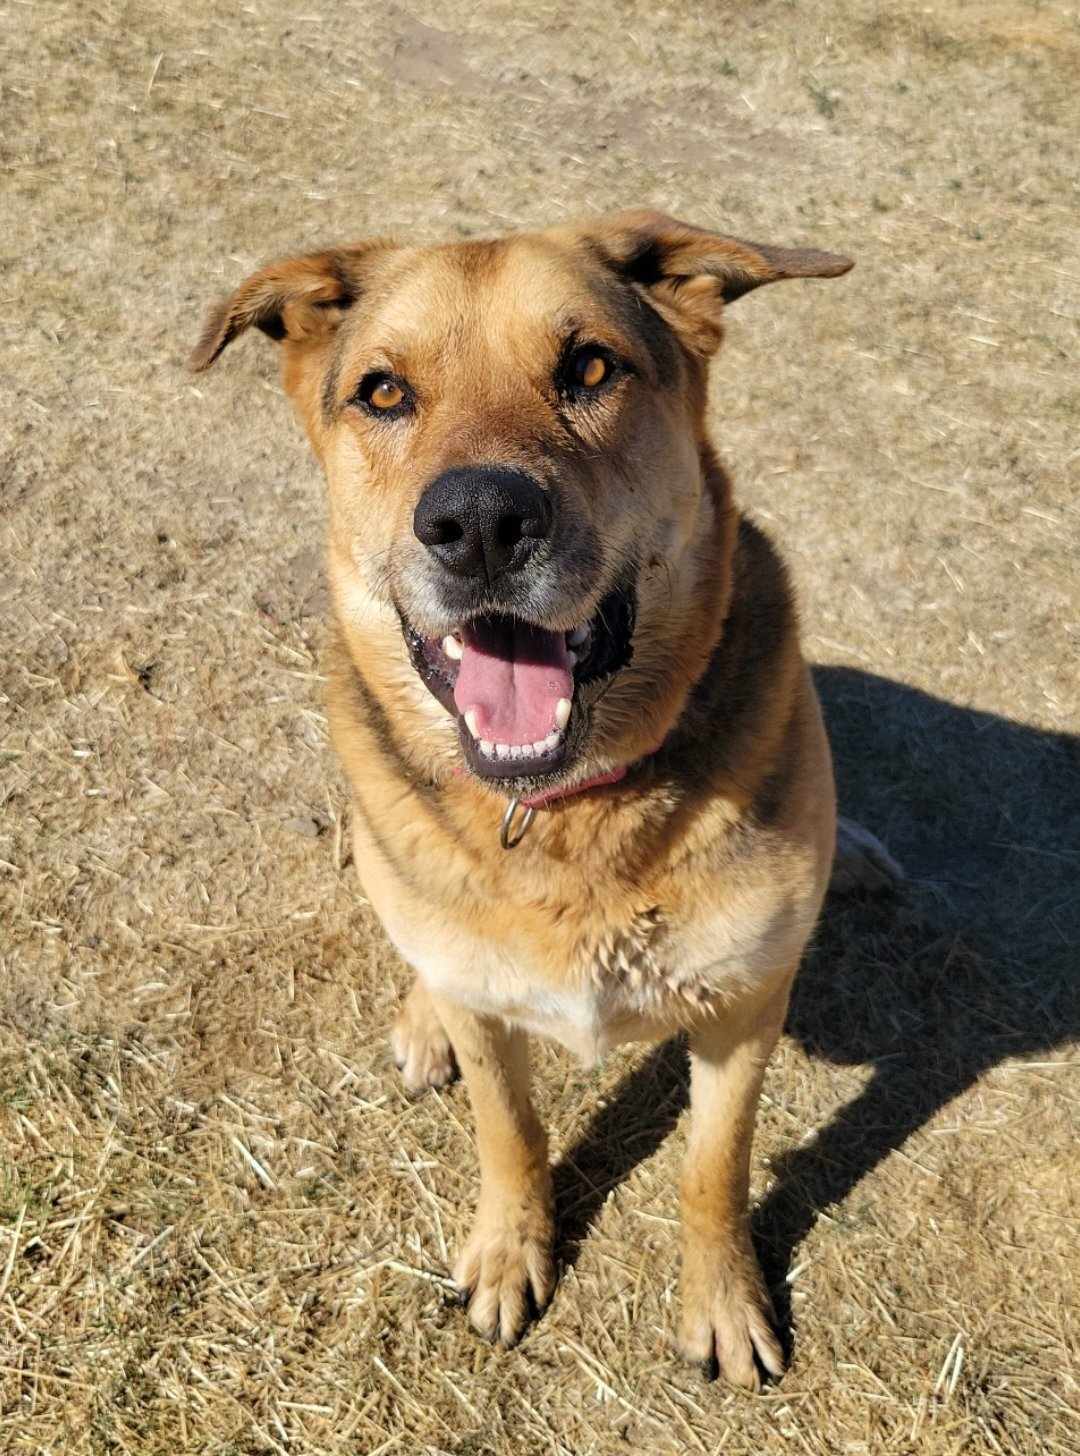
[382,891,813,1064]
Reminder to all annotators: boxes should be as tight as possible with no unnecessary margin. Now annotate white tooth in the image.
[480,740,494,756]
[510,745,523,760]
[533,739,547,755]
[496,743,510,760]
[464,709,481,739]
[567,651,578,667]
[568,624,589,647]
[442,634,463,661]
[543,731,560,751]
[555,698,572,730]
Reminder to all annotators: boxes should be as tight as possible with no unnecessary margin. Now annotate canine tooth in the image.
[442,634,463,661]
[543,731,560,751]
[533,739,547,755]
[464,709,481,739]
[496,743,510,759]
[567,651,578,667]
[480,740,494,756]
[568,624,590,647]
[555,697,572,730]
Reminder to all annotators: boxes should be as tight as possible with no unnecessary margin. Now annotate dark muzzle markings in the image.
[402,456,639,794]
[408,461,578,788]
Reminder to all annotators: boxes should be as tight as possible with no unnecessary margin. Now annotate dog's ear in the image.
[190,244,386,372]
[584,209,853,354]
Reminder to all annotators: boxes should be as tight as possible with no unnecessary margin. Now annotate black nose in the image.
[413,466,553,583]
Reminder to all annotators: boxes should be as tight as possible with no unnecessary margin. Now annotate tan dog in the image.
[193,210,854,1389]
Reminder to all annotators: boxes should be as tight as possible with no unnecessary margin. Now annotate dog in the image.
[192,209,858,1389]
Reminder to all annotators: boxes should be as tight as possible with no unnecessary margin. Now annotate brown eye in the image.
[370,378,403,409]
[356,372,411,415]
[574,351,609,389]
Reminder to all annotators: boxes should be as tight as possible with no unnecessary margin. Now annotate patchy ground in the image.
[2,1,1078,1452]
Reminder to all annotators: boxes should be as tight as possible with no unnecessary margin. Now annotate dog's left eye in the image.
[562,346,616,396]
[573,350,610,388]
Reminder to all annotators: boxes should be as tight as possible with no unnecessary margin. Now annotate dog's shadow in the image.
[552,666,1080,1343]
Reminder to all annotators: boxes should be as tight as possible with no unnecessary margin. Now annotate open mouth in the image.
[402,581,636,783]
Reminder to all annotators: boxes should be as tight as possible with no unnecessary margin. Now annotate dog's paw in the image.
[830,815,905,895]
[678,1246,784,1392]
[453,1198,555,1347]
[391,983,456,1095]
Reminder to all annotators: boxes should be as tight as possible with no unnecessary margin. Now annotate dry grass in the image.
[2,0,1079,1451]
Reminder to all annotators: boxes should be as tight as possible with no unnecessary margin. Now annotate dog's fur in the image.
[193,210,855,1388]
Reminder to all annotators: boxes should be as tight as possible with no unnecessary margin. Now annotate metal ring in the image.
[499,797,535,850]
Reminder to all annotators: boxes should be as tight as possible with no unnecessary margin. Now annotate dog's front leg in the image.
[433,996,555,1347]
[678,978,791,1390]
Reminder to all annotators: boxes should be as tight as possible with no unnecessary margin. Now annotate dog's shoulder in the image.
[648,509,832,900]
[666,512,801,785]
[707,513,798,710]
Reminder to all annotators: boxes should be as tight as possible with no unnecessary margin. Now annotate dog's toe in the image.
[679,1250,785,1392]
[453,1208,555,1348]
[390,984,457,1094]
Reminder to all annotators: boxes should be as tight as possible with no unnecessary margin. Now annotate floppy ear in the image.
[190,244,384,372]
[585,208,853,354]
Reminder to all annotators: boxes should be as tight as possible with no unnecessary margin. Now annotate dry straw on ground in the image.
[2,1,1078,1452]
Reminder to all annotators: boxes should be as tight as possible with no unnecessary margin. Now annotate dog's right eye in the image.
[354,372,413,416]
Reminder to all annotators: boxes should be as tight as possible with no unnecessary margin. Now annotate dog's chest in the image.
[398,895,802,1063]
[582,908,714,1015]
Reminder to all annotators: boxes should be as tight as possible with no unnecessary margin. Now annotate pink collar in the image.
[520,762,629,808]
[451,743,664,849]
[498,744,665,848]
[499,760,635,849]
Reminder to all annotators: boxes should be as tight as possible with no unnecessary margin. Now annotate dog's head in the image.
[193,211,850,796]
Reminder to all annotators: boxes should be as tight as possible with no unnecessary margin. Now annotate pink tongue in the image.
[453,620,572,746]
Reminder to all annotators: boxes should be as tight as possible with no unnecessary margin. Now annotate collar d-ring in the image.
[500,797,535,850]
